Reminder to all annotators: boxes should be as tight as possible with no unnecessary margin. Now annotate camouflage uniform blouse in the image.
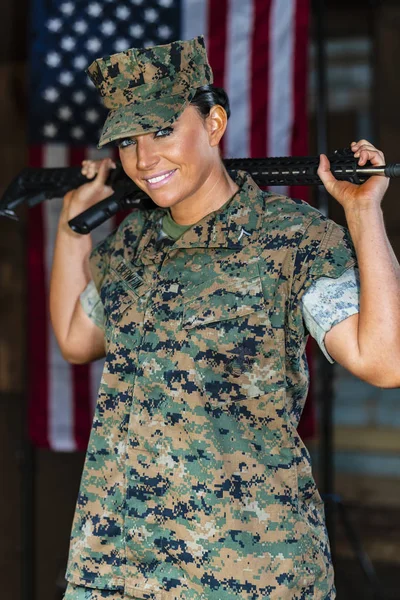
[66,171,356,600]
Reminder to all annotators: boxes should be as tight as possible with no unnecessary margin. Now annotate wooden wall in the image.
[0,0,28,595]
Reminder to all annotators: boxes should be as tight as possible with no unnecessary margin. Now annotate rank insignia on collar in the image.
[238,228,251,241]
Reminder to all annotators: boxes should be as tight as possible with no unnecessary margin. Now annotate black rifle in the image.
[1,147,399,234]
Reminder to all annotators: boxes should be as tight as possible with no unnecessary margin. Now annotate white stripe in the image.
[86,146,113,414]
[43,144,75,451]
[268,0,295,195]
[181,0,209,45]
[225,0,254,158]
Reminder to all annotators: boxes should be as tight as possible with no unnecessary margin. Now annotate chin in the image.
[148,189,184,209]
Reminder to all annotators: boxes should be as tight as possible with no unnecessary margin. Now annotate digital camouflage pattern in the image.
[65,582,124,599]
[302,267,360,363]
[87,36,213,148]
[65,171,356,599]
[79,244,360,366]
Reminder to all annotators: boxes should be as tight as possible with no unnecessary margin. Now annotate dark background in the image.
[1,1,400,599]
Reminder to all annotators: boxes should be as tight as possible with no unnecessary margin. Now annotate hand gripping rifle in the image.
[1,147,399,234]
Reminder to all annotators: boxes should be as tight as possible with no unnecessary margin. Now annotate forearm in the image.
[49,203,93,353]
[346,204,400,382]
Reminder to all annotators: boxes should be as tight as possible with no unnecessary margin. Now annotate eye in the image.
[117,137,136,149]
[154,126,173,139]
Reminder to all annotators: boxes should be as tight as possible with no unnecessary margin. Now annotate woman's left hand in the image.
[317,139,390,213]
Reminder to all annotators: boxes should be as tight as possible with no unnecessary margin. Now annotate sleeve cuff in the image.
[301,267,360,363]
[80,280,105,330]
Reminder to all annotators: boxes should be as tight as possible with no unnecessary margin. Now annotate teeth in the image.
[147,170,174,184]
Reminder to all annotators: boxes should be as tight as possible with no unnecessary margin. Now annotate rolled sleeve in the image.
[80,280,105,330]
[301,266,360,363]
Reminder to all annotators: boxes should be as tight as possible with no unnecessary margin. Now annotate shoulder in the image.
[91,207,159,258]
[263,192,326,229]
[115,207,159,246]
[255,190,335,249]
[253,190,356,286]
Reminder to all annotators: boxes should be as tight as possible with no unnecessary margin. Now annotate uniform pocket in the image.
[181,270,284,403]
[182,275,262,329]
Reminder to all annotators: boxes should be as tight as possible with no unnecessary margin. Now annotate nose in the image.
[136,136,159,171]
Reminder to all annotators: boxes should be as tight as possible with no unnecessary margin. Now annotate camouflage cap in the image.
[87,35,213,148]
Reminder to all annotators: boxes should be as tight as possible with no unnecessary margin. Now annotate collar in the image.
[133,171,266,265]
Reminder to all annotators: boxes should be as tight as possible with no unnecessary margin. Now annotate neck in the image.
[169,163,239,226]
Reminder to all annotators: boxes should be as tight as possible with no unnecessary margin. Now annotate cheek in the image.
[119,150,140,180]
[172,132,211,171]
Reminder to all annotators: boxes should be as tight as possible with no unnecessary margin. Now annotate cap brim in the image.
[97,89,197,148]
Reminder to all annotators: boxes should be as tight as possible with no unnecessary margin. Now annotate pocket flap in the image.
[182,274,265,329]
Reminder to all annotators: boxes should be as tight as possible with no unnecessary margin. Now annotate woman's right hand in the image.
[62,157,117,222]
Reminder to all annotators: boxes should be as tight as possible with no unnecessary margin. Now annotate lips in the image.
[144,169,177,189]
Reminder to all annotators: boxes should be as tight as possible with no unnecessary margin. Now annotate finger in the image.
[94,158,114,186]
[317,154,337,187]
[352,139,374,149]
[81,160,97,178]
[357,149,385,167]
[351,143,385,167]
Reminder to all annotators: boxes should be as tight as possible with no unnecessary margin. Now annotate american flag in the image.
[28,0,310,451]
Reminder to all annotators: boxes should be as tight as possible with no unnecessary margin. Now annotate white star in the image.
[144,40,155,48]
[43,87,59,102]
[44,123,58,137]
[47,18,62,32]
[86,38,101,53]
[86,109,99,123]
[157,25,172,39]
[72,126,84,139]
[73,55,87,70]
[129,24,144,38]
[73,91,86,104]
[59,71,73,85]
[73,20,88,34]
[144,8,158,22]
[100,21,116,36]
[61,36,75,51]
[46,52,61,68]
[114,39,130,52]
[158,0,174,6]
[116,5,130,20]
[60,2,74,16]
[87,2,102,17]
[58,106,72,120]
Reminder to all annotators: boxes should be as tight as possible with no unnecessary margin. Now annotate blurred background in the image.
[1,1,399,599]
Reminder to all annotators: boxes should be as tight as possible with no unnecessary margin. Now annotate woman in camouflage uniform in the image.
[51,37,400,600]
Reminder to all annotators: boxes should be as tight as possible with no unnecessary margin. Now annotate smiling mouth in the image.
[145,169,177,188]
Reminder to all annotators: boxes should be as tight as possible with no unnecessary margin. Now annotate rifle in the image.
[1,148,399,234]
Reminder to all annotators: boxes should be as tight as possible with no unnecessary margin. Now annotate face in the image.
[116,105,222,209]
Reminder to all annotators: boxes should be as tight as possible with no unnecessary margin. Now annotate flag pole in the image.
[313,2,384,596]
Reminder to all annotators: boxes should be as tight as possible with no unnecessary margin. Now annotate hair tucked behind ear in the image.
[190,85,231,120]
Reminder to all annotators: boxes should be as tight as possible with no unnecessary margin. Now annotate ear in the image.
[205,105,228,147]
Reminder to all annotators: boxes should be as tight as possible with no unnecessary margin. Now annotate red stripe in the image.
[68,147,93,450]
[290,0,310,203]
[28,145,50,448]
[289,0,315,442]
[250,0,272,158]
[207,0,228,156]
